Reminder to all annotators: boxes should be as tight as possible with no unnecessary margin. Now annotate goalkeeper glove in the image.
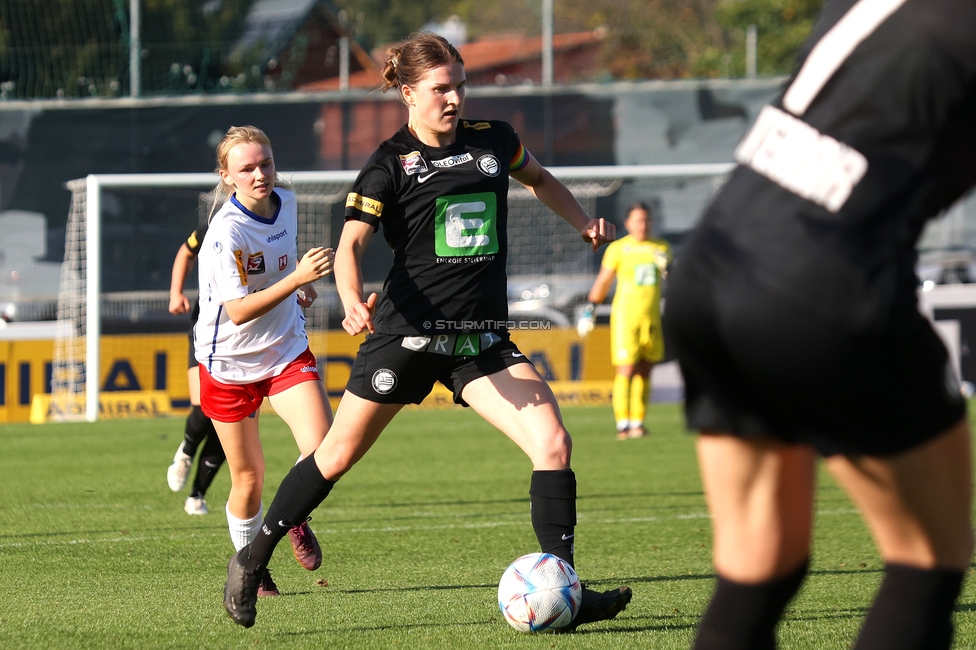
[577,302,596,337]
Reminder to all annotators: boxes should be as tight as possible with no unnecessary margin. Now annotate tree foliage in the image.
[0,0,825,100]
[0,0,259,99]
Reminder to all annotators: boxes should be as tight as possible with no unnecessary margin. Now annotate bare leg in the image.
[697,433,818,581]
[461,362,571,469]
[825,418,973,570]
[268,379,334,458]
[212,416,265,520]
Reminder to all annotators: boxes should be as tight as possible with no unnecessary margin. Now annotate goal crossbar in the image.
[63,163,734,421]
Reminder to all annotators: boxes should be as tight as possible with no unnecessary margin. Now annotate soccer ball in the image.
[498,552,582,633]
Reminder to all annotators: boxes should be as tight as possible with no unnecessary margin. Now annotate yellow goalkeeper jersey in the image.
[602,235,671,318]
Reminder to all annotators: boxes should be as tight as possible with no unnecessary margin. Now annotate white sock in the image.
[226,501,263,551]
[629,420,644,431]
[616,419,630,433]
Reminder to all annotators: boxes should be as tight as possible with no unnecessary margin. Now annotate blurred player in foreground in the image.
[166,225,227,515]
[196,126,333,596]
[220,32,631,630]
[664,1,975,648]
[580,202,671,439]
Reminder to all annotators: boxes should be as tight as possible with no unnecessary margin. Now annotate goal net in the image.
[53,164,732,421]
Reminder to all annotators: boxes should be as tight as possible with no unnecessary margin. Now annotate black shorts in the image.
[664,226,966,457]
[346,332,531,405]
[187,326,198,369]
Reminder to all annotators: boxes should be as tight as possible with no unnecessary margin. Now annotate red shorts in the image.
[199,348,321,422]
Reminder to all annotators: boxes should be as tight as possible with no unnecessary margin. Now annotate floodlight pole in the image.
[542,0,553,87]
[746,24,757,79]
[130,0,141,97]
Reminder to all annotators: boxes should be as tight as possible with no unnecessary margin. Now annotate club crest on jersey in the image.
[372,369,397,394]
[476,155,500,177]
[399,151,429,176]
[247,252,266,275]
[279,255,288,270]
[431,153,473,168]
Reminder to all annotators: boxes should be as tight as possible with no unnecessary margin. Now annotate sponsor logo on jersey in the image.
[267,229,288,243]
[454,334,481,356]
[300,365,318,374]
[735,105,867,213]
[431,153,473,168]
[278,255,288,270]
[417,172,439,183]
[634,263,658,286]
[434,192,500,258]
[213,241,223,254]
[476,154,500,177]
[247,252,266,275]
[233,249,247,286]
[401,336,431,351]
[371,369,397,394]
[398,150,429,175]
[463,120,491,130]
[346,192,384,218]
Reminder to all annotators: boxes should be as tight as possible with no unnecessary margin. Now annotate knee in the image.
[231,465,265,498]
[532,426,572,469]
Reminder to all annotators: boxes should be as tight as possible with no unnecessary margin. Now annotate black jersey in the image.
[692,0,976,330]
[664,0,976,452]
[345,120,528,335]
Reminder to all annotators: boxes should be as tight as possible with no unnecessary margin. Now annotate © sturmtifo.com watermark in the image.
[423,319,552,331]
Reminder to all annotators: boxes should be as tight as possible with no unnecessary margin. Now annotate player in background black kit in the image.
[221,31,632,630]
[664,1,976,648]
[166,226,227,516]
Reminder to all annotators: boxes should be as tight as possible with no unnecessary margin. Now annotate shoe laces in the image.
[292,517,315,549]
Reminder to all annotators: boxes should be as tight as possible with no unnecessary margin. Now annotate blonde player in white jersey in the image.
[195,125,334,595]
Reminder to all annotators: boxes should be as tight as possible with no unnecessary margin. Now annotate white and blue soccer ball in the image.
[498,552,582,633]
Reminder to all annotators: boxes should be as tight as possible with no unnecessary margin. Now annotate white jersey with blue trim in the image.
[194,187,309,384]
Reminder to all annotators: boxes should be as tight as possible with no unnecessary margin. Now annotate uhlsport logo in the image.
[372,369,397,394]
[476,154,500,177]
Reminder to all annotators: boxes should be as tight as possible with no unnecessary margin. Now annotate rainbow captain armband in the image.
[509,143,530,172]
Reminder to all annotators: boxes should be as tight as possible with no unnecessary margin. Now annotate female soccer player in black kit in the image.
[220,32,632,630]
[664,1,976,648]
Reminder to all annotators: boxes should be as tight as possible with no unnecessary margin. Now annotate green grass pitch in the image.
[1,403,975,649]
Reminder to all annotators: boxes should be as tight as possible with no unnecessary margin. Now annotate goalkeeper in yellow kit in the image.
[581,202,671,439]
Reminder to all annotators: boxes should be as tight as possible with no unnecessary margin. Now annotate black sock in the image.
[181,405,212,458]
[853,564,964,650]
[244,454,335,569]
[529,469,577,567]
[189,432,225,498]
[693,560,809,650]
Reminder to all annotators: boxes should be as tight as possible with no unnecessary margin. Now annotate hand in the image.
[297,283,317,308]
[580,218,615,251]
[296,247,334,285]
[342,292,378,336]
[576,302,596,337]
[169,293,191,315]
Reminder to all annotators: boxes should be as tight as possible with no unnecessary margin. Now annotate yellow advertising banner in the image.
[1,327,617,424]
[29,390,172,424]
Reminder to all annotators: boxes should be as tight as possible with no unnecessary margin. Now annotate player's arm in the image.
[587,266,616,305]
[222,247,333,325]
[335,219,378,336]
[169,242,196,315]
[511,153,614,251]
[577,265,616,337]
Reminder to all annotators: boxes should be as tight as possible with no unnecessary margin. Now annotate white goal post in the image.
[55,163,734,421]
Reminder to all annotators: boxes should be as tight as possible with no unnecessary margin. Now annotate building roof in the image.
[297,30,604,92]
